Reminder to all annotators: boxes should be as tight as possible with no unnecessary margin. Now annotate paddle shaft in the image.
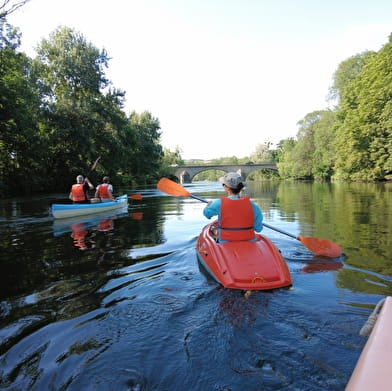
[192,194,208,203]
[86,156,101,178]
[262,222,297,239]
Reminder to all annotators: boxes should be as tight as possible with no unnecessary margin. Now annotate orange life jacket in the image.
[97,183,110,199]
[71,184,86,202]
[219,196,255,241]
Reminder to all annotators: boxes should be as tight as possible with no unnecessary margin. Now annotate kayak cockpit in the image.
[196,222,292,291]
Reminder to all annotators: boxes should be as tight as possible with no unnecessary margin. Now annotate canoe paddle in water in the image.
[129,194,143,200]
[157,177,342,258]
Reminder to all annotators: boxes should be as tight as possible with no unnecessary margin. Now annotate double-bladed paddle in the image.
[157,177,342,258]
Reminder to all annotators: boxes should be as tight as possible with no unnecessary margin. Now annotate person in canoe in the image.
[94,176,115,202]
[203,172,263,242]
[69,175,94,204]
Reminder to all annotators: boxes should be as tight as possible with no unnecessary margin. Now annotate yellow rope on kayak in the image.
[251,276,266,284]
[360,298,386,336]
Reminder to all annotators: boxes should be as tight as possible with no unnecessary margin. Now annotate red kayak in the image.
[196,222,292,291]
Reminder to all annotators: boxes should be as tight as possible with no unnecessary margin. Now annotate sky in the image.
[7,0,392,160]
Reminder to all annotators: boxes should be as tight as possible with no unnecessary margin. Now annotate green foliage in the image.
[250,142,274,163]
[334,36,392,180]
[0,23,167,195]
[278,35,392,182]
[2,12,392,195]
[312,110,337,179]
[276,138,297,179]
[126,111,163,184]
[329,51,376,102]
[276,111,337,180]
[33,27,125,187]
[158,146,184,178]
[0,19,44,194]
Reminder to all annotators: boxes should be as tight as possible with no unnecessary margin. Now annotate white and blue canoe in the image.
[51,195,128,219]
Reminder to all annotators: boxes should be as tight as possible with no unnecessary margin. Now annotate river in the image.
[0,180,391,390]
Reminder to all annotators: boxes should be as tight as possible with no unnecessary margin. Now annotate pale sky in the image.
[8,0,392,160]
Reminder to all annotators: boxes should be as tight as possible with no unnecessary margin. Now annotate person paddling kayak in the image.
[203,172,263,242]
[69,175,94,204]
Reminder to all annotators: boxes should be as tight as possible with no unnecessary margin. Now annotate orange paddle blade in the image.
[157,178,191,197]
[129,194,142,200]
[298,236,342,258]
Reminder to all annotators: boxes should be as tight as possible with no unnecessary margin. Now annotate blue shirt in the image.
[203,195,263,232]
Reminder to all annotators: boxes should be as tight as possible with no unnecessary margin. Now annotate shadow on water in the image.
[0,181,391,390]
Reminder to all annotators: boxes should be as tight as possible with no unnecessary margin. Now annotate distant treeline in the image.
[191,35,392,183]
[1,7,391,197]
[276,35,392,182]
[0,19,178,196]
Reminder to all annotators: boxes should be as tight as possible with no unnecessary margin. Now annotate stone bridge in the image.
[172,163,277,183]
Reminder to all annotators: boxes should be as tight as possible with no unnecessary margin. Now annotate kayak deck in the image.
[196,222,292,290]
[51,195,128,219]
[346,296,392,391]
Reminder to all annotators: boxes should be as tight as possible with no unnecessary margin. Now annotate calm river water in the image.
[0,180,391,390]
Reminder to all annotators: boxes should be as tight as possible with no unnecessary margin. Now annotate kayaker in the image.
[69,175,94,204]
[203,172,263,242]
[95,176,115,202]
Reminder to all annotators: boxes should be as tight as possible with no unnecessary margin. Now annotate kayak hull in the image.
[196,222,292,290]
[51,195,128,219]
[346,296,392,391]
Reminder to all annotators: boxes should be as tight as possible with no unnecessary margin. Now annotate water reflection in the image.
[0,182,391,390]
[301,259,344,274]
[246,180,392,295]
[52,210,127,251]
[70,223,96,250]
[52,208,127,236]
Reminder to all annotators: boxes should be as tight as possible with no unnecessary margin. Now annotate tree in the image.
[0,18,43,195]
[127,111,162,183]
[276,138,297,179]
[311,110,337,180]
[329,51,375,103]
[288,113,317,179]
[0,0,30,19]
[250,142,274,163]
[334,34,392,180]
[34,26,127,188]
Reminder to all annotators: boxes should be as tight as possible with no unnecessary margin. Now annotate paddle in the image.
[86,158,142,201]
[87,156,101,177]
[157,177,207,202]
[157,177,342,258]
[129,194,142,200]
[262,223,342,258]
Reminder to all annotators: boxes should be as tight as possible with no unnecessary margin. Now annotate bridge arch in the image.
[172,164,277,183]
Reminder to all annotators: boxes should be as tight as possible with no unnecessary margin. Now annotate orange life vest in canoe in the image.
[71,184,86,202]
[97,183,110,199]
[219,196,255,241]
